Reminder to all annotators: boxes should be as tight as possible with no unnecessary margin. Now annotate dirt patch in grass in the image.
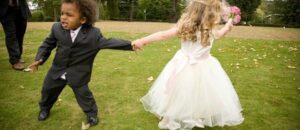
[23,21,300,41]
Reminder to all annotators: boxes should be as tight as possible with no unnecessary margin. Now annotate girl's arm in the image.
[132,27,178,50]
[213,19,233,39]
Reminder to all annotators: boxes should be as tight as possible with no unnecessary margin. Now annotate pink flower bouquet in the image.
[223,6,241,24]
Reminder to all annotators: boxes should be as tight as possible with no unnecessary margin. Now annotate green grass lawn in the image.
[0,29,299,130]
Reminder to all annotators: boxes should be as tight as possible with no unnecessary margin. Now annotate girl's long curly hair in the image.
[62,0,97,27]
[177,0,225,46]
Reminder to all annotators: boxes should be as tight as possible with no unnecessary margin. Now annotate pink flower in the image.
[233,15,241,24]
[222,6,241,24]
[230,6,241,15]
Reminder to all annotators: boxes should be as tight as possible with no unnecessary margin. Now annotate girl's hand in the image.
[226,18,234,31]
[222,6,241,24]
[213,19,234,39]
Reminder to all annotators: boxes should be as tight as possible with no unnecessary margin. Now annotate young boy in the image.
[28,0,133,126]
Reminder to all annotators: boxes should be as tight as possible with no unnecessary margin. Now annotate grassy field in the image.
[0,22,300,130]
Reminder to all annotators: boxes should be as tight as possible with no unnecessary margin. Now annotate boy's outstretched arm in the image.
[213,19,233,39]
[132,27,178,50]
[96,29,133,50]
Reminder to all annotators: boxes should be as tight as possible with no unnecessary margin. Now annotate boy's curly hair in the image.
[62,0,97,27]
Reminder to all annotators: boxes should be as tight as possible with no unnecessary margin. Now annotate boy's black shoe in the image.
[38,110,50,121]
[87,115,98,126]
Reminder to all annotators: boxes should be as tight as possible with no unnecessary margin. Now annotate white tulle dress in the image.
[140,37,244,130]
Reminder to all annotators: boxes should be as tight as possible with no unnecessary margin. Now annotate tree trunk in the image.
[170,0,178,23]
[97,0,103,20]
[53,6,57,22]
[129,0,134,21]
[108,0,119,19]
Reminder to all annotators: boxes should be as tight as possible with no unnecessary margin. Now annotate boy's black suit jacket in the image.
[35,23,133,87]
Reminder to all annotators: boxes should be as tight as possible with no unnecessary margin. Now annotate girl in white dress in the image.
[132,0,244,129]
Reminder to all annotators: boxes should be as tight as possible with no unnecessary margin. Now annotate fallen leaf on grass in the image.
[240,57,248,60]
[287,65,296,69]
[218,48,225,52]
[56,98,63,106]
[81,121,90,130]
[263,54,267,58]
[19,85,25,89]
[276,54,281,58]
[250,48,256,51]
[288,47,298,52]
[258,57,263,60]
[253,59,259,66]
[147,76,154,82]
[234,63,241,69]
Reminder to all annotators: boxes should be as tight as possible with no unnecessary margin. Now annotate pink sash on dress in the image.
[165,46,211,94]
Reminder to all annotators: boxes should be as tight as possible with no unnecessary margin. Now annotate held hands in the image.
[132,39,145,52]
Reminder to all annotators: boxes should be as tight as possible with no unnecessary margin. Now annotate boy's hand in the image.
[27,60,42,72]
[132,39,144,51]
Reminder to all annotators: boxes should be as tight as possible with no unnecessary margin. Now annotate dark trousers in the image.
[39,73,98,117]
[0,6,27,64]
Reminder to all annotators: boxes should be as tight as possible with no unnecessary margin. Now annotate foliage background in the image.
[29,0,300,26]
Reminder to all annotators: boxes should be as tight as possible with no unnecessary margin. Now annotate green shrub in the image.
[29,11,44,22]
[44,16,54,22]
